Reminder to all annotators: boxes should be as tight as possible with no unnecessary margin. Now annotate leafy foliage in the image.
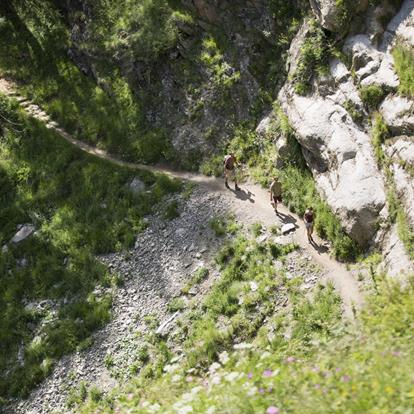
[392,44,414,98]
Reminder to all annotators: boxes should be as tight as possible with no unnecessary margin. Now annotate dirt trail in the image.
[0,77,364,317]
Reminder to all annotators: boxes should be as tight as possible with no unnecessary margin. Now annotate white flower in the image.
[164,364,179,373]
[206,407,216,414]
[175,405,193,414]
[224,372,240,382]
[182,392,194,403]
[246,385,258,396]
[208,362,221,373]
[148,403,161,413]
[260,351,271,360]
[141,401,150,408]
[172,374,182,383]
[211,375,221,385]
[238,296,244,305]
[249,281,258,292]
[191,386,203,395]
[233,342,253,350]
[218,351,229,365]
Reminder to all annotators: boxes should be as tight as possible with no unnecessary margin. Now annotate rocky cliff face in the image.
[274,0,414,275]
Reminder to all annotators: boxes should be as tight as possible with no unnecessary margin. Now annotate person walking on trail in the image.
[303,207,315,243]
[269,176,282,214]
[223,153,240,191]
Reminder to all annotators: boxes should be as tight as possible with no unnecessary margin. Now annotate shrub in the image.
[293,20,333,96]
[167,297,186,313]
[359,84,387,110]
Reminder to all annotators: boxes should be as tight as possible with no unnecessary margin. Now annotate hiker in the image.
[269,176,282,214]
[303,207,315,243]
[223,153,240,191]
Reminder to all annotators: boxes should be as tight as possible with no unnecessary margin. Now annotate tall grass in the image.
[393,44,414,98]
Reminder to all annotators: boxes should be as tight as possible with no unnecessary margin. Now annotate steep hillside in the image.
[0,0,414,413]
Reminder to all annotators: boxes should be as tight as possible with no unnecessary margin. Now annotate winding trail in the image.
[0,77,364,317]
[2,77,366,413]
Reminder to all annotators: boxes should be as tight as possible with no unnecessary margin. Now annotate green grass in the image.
[0,96,181,401]
[181,267,210,295]
[167,298,186,313]
[392,45,414,98]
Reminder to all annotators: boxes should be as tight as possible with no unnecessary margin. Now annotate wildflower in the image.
[246,385,258,396]
[234,342,253,350]
[341,375,351,382]
[263,369,273,377]
[219,351,230,365]
[392,351,401,357]
[250,281,258,291]
[314,384,321,389]
[335,367,341,373]
[247,372,253,380]
[259,388,265,394]
[191,386,203,395]
[172,374,182,383]
[186,376,194,383]
[175,405,193,414]
[206,407,216,414]
[127,393,134,401]
[286,356,295,363]
[225,372,240,382]
[266,406,280,414]
[209,362,221,373]
[148,403,161,413]
[211,375,221,385]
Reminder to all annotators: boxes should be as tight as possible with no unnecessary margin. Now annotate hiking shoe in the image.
[235,185,241,191]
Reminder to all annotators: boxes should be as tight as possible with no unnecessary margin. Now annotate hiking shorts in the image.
[305,222,313,230]
[225,168,235,180]
[272,195,282,203]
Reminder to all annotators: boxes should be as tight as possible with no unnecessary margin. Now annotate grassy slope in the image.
[79,228,414,414]
[0,96,181,402]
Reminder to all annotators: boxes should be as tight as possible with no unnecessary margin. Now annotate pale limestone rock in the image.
[382,225,414,279]
[11,224,36,244]
[309,0,368,32]
[380,95,414,135]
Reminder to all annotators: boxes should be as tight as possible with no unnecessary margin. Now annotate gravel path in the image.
[1,77,364,414]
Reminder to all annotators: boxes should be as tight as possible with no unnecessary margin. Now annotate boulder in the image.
[129,177,145,194]
[343,34,399,89]
[380,95,414,135]
[11,224,36,244]
[309,0,368,33]
[382,225,414,279]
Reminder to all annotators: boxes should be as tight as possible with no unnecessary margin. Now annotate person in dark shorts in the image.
[269,177,282,214]
[303,207,315,243]
[223,153,240,191]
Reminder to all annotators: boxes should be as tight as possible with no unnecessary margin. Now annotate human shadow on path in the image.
[310,238,329,255]
[275,210,298,227]
[228,187,255,203]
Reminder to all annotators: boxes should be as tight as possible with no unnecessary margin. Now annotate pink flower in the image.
[286,356,295,363]
[263,369,273,377]
[247,372,253,380]
[259,388,265,394]
[341,375,351,382]
[266,407,280,414]
[127,393,134,401]
[314,384,321,389]
[186,376,194,382]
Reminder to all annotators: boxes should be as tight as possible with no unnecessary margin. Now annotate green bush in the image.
[359,84,387,110]
[293,20,333,96]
